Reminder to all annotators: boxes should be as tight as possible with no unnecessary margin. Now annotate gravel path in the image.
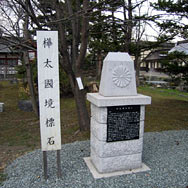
[1,130,188,188]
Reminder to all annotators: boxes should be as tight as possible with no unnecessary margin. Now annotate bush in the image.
[18,86,30,100]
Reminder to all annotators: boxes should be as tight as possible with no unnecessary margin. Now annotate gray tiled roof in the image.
[169,43,188,55]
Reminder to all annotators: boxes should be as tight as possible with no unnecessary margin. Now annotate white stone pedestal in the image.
[86,52,151,176]
[87,93,151,173]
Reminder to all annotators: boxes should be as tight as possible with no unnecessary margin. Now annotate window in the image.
[8,59,18,66]
[0,59,5,65]
[0,58,18,66]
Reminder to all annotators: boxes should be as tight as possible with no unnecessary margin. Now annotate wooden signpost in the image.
[37,31,61,179]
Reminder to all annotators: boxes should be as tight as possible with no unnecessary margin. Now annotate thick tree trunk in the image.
[74,86,90,131]
[56,0,90,131]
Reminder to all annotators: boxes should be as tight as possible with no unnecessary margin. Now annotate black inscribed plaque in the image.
[107,105,140,142]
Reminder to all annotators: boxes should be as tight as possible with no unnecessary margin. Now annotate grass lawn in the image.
[138,86,188,132]
[0,81,188,184]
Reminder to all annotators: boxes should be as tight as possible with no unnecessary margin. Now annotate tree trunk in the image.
[74,86,90,131]
[67,73,90,131]
[123,0,133,53]
[56,0,90,131]
[23,1,39,118]
[23,51,39,118]
[96,51,102,80]
[134,55,141,87]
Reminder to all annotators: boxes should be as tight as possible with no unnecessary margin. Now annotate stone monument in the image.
[86,52,151,175]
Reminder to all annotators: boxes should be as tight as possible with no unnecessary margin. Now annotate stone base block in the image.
[91,117,144,141]
[84,157,150,179]
[91,118,107,141]
[91,148,142,173]
[0,103,4,112]
[87,93,151,107]
[18,100,33,112]
[91,104,107,124]
[91,133,143,158]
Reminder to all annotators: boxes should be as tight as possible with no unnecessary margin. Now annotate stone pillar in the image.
[87,52,151,173]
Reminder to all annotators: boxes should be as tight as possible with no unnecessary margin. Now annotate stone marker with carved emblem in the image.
[86,52,151,175]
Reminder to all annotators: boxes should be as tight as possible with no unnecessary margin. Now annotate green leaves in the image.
[160,51,188,84]
[151,0,188,39]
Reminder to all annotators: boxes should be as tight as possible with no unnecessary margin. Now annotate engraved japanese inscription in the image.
[37,31,61,151]
[107,105,140,142]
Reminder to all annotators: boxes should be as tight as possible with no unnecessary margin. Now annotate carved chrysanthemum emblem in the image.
[112,65,131,88]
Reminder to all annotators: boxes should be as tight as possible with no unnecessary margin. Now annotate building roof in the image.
[177,40,188,45]
[144,49,169,62]
[169,42,188,55]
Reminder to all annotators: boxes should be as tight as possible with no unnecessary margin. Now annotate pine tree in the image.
[152,0,188,39]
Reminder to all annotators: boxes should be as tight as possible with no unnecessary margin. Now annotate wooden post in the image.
[57,150,62,178]
[37,31,62,180]
[43,151,48,180]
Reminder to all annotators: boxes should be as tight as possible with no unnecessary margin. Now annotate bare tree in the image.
[9,0,90,130]
[121,0,155,85]
[23,0,39,117]
[0,0,24,37]
[88,0,154,85]
[55,0,90,131]
[122,0,134,53]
